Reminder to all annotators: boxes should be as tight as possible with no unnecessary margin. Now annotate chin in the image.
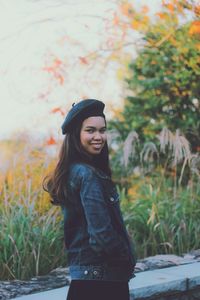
[90,149,102,155]
[91,151,101,155]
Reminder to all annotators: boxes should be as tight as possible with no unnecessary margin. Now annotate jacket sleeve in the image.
[78,166,130,257]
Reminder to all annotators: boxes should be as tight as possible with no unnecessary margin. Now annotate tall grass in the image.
[0,138,66,280]
[120,176,200,258]
[113,127,200,258]
[0,196,65,280]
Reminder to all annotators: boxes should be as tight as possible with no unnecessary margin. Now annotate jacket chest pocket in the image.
[99,178,121,213]
[105,187,121,215]
[104,186,126,233]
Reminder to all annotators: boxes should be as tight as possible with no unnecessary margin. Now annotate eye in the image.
[100,128,106,133]
[86,129,94,133]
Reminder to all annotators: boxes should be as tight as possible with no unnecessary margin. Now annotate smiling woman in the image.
[80,116,107,155]
[43,99,136,300]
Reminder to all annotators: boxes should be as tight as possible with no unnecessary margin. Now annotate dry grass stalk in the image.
[173,129,191,166]
[158,127,174,153]
[123,131,139,167]
[140,142,159,164]
[158,128,192,166]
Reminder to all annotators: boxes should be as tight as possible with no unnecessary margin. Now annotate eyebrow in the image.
[84,126,106,129]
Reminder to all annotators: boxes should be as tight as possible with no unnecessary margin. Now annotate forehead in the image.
[82,116,106,127]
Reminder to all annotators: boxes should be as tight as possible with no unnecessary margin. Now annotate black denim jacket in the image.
[62,163,136,281]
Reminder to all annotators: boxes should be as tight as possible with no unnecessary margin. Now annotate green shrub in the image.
[0,192,65,280]
[119,176,200,258]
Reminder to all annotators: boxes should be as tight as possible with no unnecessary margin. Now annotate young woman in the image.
[43,99,136,300]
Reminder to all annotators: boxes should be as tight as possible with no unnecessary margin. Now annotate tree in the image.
[109,0,200,150]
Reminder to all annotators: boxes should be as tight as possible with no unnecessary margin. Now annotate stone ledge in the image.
[129,270,187,299]
[11,262,200,300]
[129,262,200,300]
[0,251,200,300]
[0,269,70,300]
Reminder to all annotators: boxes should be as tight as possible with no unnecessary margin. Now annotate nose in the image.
[93,131,102,140]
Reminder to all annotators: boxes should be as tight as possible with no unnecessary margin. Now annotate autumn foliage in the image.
[108,0,200,151]
[43,57,65,85]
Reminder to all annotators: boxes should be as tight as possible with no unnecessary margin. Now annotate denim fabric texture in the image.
[62,163,136,281]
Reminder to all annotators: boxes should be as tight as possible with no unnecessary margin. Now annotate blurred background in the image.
[0,0,199,281]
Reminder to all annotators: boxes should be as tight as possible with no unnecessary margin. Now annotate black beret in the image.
[61,99,105,134]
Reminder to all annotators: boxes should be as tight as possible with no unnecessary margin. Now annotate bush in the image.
[119,176,200,258]
[0,196,65,280]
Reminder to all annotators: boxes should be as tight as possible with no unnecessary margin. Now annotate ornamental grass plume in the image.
[157,127,191,166]
[172,129,191,166]
[158,127,175,154]
[140,142,159,173]
[123,131,139,168]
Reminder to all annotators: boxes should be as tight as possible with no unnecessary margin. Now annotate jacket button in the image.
[84,270,88,275]
[93,270,98,275]
[110,197,115,202]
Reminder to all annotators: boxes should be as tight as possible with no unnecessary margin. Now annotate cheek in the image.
[103,133,107,142]
[80,132,89,146]
[80,132,84,146]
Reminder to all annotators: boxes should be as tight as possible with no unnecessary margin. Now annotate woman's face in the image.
[80,116,107,156]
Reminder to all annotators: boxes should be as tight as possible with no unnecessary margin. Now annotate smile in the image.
[91,144,103,148]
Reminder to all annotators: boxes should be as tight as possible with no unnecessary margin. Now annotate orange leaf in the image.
[51,107,65,116]
[43,58,62,73]
[156,12,167,19]
[194,5,200,16]
[142,5,149,14]
[47,136,56,146]
[43,66,54,73]
[120,2,133,17]
[54,58,62,66]
[131,20,140,29]
[189,20,200,35]
[166,3,174,12]
[81,95,88,99]
[113,12,120,25]
[79,56,88,65]
[55,74,64,85]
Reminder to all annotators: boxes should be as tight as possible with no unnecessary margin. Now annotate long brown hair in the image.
[43,120,111,205]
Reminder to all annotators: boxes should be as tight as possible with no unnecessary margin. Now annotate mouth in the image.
[91,143,103,149]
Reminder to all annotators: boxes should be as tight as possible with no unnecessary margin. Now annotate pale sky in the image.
[0,0,161,140]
